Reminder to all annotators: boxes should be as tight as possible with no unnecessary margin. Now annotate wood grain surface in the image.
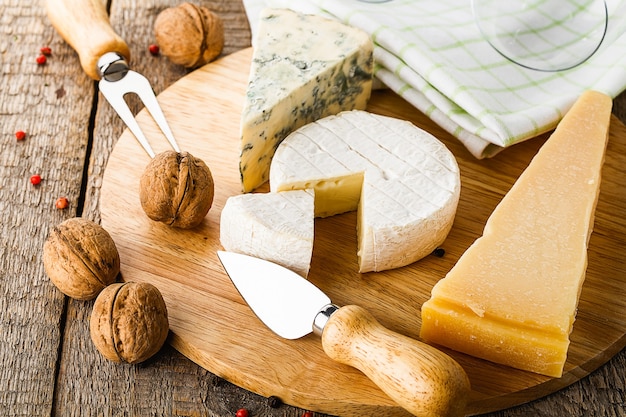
[2,1,625,416]
[99,48,626,417]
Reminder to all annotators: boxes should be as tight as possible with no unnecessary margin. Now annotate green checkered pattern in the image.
[243,0,626,158]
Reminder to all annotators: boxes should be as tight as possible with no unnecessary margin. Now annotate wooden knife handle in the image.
[322,305,470,417]
[45,0,130,80]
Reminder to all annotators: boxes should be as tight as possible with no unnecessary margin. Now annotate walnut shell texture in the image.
[43,217,120,300]
[90,282,169,364]
[139,150,214,229]
[154,2,224,68]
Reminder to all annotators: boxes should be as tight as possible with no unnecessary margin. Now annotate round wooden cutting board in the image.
[100,48,626,417]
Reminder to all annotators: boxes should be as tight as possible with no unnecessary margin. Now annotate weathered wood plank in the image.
[0,0,95,415]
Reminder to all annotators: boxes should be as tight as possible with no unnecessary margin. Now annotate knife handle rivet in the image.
[97,52,129,82]
[313,304,339,336]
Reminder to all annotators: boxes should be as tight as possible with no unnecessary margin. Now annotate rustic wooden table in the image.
[1,1,624,416]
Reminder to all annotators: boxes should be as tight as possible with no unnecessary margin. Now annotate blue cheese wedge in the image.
[239,8,374,192]
[270,110,461,273]
[220,189,314,277]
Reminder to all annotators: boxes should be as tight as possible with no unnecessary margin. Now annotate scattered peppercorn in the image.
[30,174,42,185]
[267,395,282,408]
[55,196,69,210]
[15,130,26,141]
[36,55,47,65]
[40,46,52,56]
[235,408,248,417]
[148,43,160,56]
[432,247,446,258]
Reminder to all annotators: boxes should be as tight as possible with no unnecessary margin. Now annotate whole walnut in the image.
[139,150,214,229]
[43,217,120,300]
[154,2,224,68]
[90,282,169,364]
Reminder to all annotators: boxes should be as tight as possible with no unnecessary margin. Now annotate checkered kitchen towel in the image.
[243,0,626,158]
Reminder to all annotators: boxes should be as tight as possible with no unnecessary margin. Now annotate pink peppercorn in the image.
[55,197,69,210]
[148,44,160,56]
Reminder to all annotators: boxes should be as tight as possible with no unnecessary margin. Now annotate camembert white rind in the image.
[270,110,461,273]
[239,8,374,192]
[420,91,613,377]
[220,190,314,277]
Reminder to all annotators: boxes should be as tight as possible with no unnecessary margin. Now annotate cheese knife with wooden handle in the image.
[217,251,470,417]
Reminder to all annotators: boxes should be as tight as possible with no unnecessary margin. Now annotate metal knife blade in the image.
[216,250,331,339]
[217,251,470,417]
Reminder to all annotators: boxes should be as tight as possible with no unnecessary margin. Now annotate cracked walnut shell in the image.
[154,2,224,68]
[90,282,169,364]
[43,217,120,300]
[139,150,214,229]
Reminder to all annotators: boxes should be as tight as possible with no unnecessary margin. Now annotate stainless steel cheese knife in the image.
[217,251,470,417]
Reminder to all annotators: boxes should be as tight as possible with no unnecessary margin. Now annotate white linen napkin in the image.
[242,0,626,158]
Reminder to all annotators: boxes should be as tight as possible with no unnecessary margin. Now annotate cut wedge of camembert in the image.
[220,189,314,277]
[270,110,461,273]
[239,8,373,192]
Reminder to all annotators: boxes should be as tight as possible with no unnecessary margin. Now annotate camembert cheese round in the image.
[270,110,461,273]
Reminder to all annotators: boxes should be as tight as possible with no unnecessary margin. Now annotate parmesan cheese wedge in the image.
[420,91,613,377]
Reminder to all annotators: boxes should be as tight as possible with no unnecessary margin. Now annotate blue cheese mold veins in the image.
[239,8,374,192]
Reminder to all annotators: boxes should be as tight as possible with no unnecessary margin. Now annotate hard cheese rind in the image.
[220,189,314,277]
[270,110,461,273]
[420,91,613,377]
[239,8,373,192]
